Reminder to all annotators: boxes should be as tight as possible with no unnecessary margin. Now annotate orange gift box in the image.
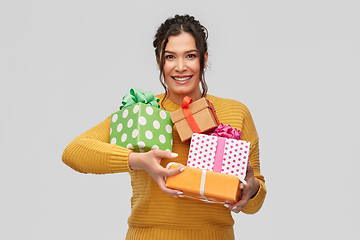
[170,97,219,143]
[165,163,241,205]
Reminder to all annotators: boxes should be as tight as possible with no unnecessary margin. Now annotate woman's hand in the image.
[224,161,260,213]
[128,149,184,197]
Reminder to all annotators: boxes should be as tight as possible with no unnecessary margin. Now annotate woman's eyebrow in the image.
[164,49,198,54]
[185,49,198,53]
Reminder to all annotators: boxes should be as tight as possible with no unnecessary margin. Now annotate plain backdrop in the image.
[1,0,359,239]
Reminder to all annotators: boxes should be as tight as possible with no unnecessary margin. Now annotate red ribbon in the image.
[208,101,220,126]
[182,96,201,134]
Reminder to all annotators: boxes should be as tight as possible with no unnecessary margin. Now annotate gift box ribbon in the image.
[190,133,248,184]
[210,123,242,140]
[181,96,220,136]
[213,137,226,173]
[120,89,160,110]
[212,136,246,183]
[182,96,202,134]
[208,101,220,126]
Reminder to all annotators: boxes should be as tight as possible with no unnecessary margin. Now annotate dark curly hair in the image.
[153,14,209,107]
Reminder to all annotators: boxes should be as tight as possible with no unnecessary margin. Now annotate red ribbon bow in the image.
[182,96,202,134]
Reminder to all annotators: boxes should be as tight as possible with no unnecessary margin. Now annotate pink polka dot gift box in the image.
[187,132,250,182]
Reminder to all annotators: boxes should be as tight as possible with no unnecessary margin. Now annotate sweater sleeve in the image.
[238,105,267,214]
[62,115,133,174]
[208,95,267,214]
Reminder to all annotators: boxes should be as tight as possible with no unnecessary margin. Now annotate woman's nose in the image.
[175,59,187,72]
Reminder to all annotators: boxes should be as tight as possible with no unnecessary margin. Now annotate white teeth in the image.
[173,76,192,81]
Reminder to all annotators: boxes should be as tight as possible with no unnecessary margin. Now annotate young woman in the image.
[62,14,266,240]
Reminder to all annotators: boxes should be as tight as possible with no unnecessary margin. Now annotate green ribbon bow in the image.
[120,89,160,110]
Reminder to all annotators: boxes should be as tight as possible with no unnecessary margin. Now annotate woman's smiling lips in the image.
[172,75,193,82]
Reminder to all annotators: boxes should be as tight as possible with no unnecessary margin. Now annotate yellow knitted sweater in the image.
[62,94,266,240]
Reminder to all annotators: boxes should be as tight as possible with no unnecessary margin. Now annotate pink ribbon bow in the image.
[209,123,242,140]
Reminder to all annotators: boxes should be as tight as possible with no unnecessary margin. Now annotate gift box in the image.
[170,96,219,143]
[187,132,250,182]
[166,163,240,205]
[110,89,173,152]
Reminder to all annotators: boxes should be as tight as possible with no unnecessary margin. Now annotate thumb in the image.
[152,149,179,159]
[166,166,185,177]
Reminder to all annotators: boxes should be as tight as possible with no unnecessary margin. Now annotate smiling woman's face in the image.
[163,32,208,105]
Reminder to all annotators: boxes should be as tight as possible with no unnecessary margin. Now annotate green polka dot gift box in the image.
[109,89,173,152]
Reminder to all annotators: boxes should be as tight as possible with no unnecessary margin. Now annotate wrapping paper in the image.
[110,89,173,152]
[170,97,219,143]
[166,163,240,205]
[187,133,250,182]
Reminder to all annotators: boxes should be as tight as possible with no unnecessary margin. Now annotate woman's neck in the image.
[166,91,203,106]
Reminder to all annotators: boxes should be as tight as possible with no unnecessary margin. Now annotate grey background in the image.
[1,0,359,239]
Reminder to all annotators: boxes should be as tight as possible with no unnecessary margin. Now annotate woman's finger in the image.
[224,182,251,213]
[154,175,183,196]
[163,166,185,177]
[151,149,178,160]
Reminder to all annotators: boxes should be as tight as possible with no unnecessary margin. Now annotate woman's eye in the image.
[187,54,197,59]
[165,55,175,59]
